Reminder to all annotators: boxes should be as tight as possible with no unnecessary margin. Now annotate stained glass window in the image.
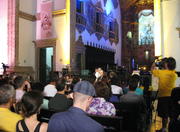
[139,9,154,45]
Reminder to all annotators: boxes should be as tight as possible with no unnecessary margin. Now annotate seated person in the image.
[14,76,31,102]
[48,81,104,132]
[48,78,73,112]
[122,74,144,96]
[16,91,48,132]
[31,82,49,110]
[43,73,58,97]
[120,76,147,132]
[0,84,22,132]
[132,74,144,95]
[109,75,123,102]
[87,81,116,116]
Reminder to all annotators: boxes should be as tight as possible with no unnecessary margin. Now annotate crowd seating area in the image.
[0,69,180,132]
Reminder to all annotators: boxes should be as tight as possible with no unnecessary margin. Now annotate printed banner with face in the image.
[40,0,52,39]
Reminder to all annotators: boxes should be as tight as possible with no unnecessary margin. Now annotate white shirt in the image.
[111,85,123,95]
[43,84,57,97]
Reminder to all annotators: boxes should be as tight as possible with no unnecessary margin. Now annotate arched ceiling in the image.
[120,0,153,13]
[119,0,153,23]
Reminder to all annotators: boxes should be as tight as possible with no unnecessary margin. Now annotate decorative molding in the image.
[18,9,66,22]
[19,10,36,21]
[33,38,57,48]
[52,9,66,16]
[161,0,171,2]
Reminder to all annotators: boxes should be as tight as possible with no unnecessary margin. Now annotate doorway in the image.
[39,47,53,83]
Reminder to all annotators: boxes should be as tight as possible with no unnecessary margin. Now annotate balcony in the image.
[76,12,86,26]
[95,23,104,34]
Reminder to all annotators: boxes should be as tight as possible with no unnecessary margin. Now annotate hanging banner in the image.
[40,0,52,39]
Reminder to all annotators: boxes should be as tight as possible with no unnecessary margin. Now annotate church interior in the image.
[0,0,180,132]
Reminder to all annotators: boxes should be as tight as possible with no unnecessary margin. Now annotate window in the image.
[76,0,84,14]
[109,22,113,31]
[96,12,101,24]
[139,9,154,45]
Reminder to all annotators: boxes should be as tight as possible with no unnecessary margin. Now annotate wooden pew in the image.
[88,114,123,132]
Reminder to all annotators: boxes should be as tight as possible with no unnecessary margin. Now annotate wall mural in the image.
[76,0,119,44]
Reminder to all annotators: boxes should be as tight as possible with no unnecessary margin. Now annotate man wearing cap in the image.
[48,81,104,132]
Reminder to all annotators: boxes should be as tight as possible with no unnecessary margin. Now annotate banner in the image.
[40,0,52,39]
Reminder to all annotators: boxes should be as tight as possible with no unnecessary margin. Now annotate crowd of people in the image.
[0,57,179,132]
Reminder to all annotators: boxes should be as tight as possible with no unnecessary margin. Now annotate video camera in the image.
[155,57,168,69]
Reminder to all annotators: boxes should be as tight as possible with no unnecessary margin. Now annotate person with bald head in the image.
[48,81,104,132]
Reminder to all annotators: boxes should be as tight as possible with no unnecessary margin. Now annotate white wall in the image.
[161,0,180,71]
[18,0,36,69]
[19,0,36,14]
[53,0,66,10]
[19,18,36,68]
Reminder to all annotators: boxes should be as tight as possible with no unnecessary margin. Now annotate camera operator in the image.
[151,57,178,132]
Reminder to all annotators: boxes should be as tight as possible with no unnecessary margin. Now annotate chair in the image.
[88,114,123,132]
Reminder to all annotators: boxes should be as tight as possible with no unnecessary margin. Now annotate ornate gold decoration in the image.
[52,9,66,16]
[19,10,36,21]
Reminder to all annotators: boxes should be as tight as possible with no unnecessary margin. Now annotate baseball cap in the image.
[73,81,96,96]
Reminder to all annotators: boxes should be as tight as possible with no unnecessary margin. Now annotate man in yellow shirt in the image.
[151,57,177,132]
[0,84,22,132]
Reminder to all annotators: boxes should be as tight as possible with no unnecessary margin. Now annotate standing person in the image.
[94,68,108,84]
[16,91,48,132]
[0,84,22,132]
[151,57,177,132]
[48,81,104,132]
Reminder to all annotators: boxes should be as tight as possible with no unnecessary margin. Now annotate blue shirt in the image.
[135,87,143,95]
[48,106,104,132]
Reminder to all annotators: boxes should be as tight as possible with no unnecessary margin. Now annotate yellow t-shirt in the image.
[0,108,22,132]
[152,69,177,97]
